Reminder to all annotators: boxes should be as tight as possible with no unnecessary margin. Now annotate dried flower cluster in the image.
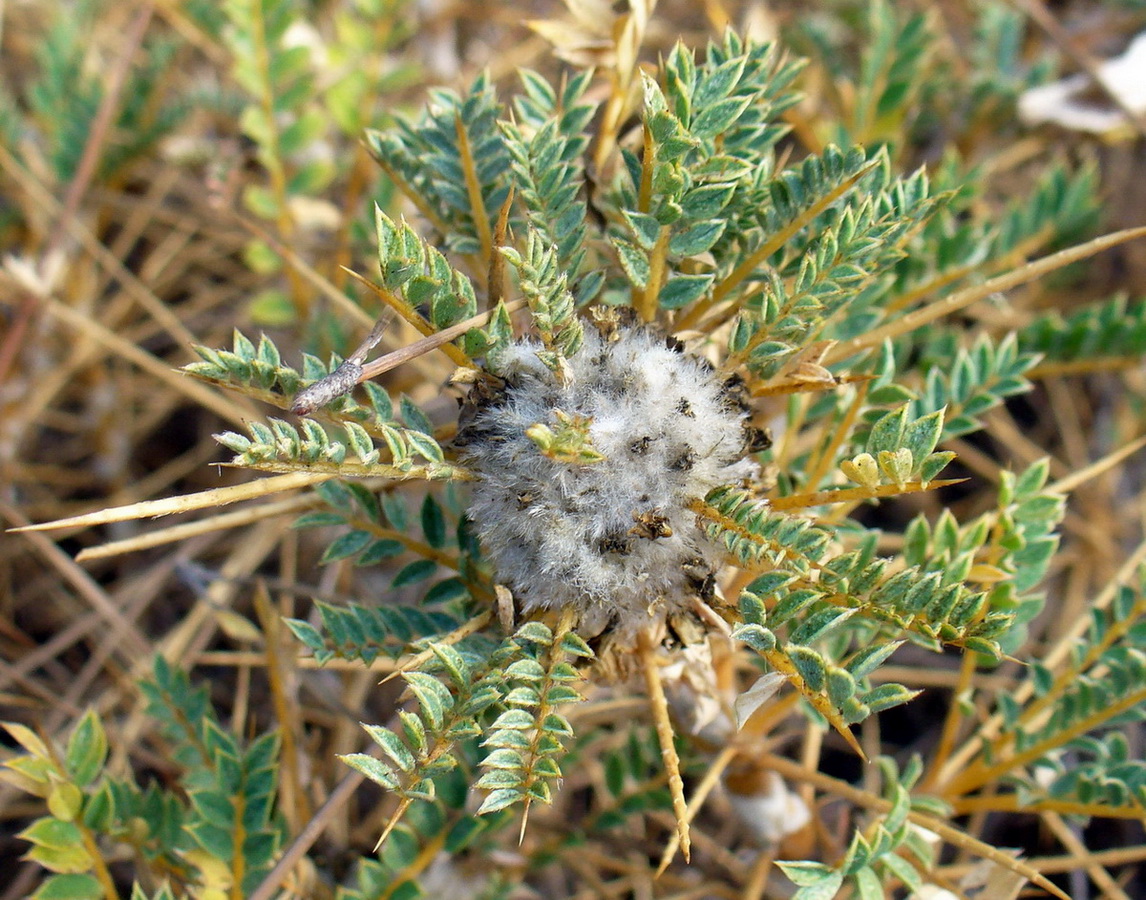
[456,320,762,638]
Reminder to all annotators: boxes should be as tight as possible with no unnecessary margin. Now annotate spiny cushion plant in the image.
[13,10,1146,899]
[176,26,1146,886]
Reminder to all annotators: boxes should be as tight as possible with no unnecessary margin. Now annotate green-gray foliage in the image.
[778,757,948,899]
[1020,294,1146,363]
[0,2,187,187]
[188,330,459,478]
[4,659,284,898]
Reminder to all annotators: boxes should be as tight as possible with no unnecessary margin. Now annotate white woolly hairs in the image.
[457,322,758,637]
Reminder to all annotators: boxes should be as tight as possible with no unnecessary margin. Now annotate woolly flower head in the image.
[456,319,761,638]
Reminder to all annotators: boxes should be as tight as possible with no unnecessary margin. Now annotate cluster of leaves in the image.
[367,72,509,258]
[719,146,897,375]
[288,600,464,666]
[734,582,919,736]
[904,459,1064,654]
[3,713,116,899]
[188,329,458,478]
[340,621,591,842]
[611,35,805,315]
[222,0,336,218]
[844,405,958,488]
[778,757,949,899]
[2,659,282,898]
[373,211,479,331]
[220,0,419,322]
[778,1,1100,404]
[139,659,283,895]
[502,69,598,293]
[472,622,592,815]
[499,233,584,370]
[1035,731,1146,810]
[337,772,512,900]
[1020,294,1146,364]
[285,479,478,663]
[0,0,185,195]
[793,0,1055,150]
[963,568,1146,809]
[714,443,1062,748]
[834,332,1040,459]
[907,334,1038,439]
